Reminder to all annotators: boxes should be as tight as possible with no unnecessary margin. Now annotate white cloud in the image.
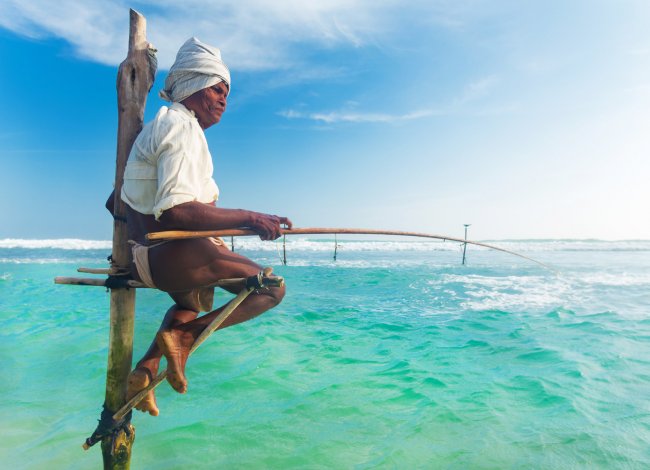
[278,108,434,124]
[454,75,499,105]
[0,0,459,71]
[276,73,511,125]
[0,1,126,62]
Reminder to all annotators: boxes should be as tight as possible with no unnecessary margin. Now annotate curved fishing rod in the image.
[147,227,552,270]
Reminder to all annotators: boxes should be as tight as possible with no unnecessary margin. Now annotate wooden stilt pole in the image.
[462,224,471,265]
[98,9,156,469]
[283,234,287,265]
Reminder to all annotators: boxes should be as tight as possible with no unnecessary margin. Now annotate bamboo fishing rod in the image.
[147,227,551,269]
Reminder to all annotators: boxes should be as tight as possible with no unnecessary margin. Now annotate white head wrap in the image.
[160,37,231,103]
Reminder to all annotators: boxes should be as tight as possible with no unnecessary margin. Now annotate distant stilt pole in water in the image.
[230,236,235,252]
[333,233,338,261]
[282,234,287,265]
[462,224,471,265]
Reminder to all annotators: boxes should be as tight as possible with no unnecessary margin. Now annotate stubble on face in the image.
[183,82,228,130]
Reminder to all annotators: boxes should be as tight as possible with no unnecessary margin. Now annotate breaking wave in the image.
[0,239,111,250]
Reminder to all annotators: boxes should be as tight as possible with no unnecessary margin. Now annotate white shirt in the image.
[121,102,219,220]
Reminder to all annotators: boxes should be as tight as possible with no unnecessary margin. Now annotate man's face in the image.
[186,81,229,129]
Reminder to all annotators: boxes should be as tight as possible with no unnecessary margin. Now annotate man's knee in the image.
[264,284,286,307]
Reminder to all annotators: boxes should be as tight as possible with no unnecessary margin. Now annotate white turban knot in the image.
[160,37,231,103]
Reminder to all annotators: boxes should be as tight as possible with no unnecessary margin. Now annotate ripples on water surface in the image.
[1,239,649,469]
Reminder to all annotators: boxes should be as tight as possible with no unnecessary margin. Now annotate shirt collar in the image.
[170,101,197,120]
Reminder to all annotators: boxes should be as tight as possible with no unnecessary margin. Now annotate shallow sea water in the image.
[1,238,649,469]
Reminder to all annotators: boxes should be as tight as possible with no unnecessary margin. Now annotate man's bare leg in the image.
[158,286,284,393]
[127,303,198,414]
[148,238,287,394]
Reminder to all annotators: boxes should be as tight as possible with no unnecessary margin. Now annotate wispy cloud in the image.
[446,75,518,116]
[454,75,499,105]
[0,0,461,71]
[277,74,508,124]
[278,108,435,124]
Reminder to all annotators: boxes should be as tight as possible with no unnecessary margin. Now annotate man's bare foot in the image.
[126,367,160,416]
[156,329,194,394]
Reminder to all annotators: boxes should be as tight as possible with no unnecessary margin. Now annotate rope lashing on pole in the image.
[82,404,133,451]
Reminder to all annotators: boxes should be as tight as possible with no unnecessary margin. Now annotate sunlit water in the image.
[1,238,649,469]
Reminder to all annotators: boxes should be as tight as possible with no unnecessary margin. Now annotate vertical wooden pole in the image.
[283,234,287,265]
[462,224,471,265]
[101,9,156,469]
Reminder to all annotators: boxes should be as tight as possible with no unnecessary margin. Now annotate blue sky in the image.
[1,1,649,240]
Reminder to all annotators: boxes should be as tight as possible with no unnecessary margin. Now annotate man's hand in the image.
[249,213,293,240]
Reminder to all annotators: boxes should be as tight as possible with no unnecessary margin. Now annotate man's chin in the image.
[202,116,222,129]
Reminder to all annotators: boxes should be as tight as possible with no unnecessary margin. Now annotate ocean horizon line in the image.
[1,237,650,252]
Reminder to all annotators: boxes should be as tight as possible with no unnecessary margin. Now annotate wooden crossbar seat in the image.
[55,269,284,290]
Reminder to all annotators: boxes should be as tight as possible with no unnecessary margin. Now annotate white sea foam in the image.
[485,239,650,252]
[226,238,650,253]
[421,273,575,311]
[461,283,569,311]
[0,239,111,250]
[418,269,650,312]
[0,257,101,264]
[232,238,464,252]
[572,272,650,287]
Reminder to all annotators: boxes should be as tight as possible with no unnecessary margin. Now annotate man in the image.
[109,37,291,416]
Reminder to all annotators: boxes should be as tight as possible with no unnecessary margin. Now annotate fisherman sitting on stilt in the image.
[106,37,291,416]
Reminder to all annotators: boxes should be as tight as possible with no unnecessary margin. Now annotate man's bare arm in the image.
[158,201,292,240]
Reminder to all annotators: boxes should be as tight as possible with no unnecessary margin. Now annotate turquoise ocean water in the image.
[1,238,649,469]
